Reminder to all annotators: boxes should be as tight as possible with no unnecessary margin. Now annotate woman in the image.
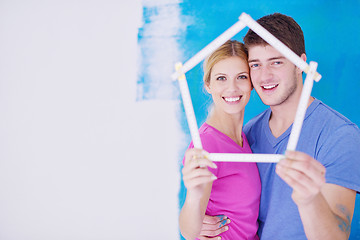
[179,40,260,240]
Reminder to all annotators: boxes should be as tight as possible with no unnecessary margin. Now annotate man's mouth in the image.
[262,84,279,90]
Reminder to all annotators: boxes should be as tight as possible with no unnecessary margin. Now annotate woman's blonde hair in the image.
[203,40,248,86]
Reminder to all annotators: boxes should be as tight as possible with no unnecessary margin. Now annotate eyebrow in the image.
[248,56,286,63]
[214,71,249,76]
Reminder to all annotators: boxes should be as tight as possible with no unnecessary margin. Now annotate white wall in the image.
[0,1,181,239]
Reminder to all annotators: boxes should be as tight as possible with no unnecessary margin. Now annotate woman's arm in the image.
[179,149,217,240]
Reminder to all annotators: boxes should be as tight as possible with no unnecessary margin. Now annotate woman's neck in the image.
[206,108,245,147]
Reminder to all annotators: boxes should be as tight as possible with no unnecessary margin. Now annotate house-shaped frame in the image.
[172,13,321,163]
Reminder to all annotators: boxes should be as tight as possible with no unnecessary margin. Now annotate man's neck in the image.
[269,96,314,138]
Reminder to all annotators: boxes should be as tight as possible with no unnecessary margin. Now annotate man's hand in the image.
[198,215,230,239]
[276,150,326,206]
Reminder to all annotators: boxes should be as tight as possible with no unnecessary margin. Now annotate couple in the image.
[179,13,360,240]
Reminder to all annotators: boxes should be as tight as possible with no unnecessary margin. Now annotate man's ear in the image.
[297,53,307,74]
[301,53,307,62]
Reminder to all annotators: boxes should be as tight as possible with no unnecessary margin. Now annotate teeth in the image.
[224,97,240,102]
[263,84,277,90]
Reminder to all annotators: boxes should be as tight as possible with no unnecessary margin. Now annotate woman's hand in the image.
[182,148,217,200]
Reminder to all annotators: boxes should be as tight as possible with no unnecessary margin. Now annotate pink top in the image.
[185,123,261,240]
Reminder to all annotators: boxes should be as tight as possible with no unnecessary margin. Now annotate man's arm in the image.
[276,150,355,240]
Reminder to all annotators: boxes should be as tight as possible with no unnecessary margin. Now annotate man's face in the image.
[247,45,301,107]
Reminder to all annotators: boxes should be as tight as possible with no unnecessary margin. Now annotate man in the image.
[198,13,360,239]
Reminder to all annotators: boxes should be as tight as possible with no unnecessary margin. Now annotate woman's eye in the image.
[238,75,248,79]
[216,76,226,81]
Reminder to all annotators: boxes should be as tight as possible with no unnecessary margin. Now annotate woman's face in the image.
[205,56,252,116]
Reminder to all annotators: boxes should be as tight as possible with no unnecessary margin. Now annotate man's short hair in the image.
[243,13,305,57]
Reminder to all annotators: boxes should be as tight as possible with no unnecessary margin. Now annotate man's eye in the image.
[216,76,226,81]
[273,61,283,65]
[250,63,259,68]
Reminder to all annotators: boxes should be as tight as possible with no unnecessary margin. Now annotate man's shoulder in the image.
[312,100,359,131]
[308,100,360,154]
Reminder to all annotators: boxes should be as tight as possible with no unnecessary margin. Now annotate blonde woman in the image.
[179,40,260,240]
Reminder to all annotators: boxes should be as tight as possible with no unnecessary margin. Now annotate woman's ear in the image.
[205,82,211,94]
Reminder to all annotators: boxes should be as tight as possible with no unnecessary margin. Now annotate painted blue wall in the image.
[177,1,360,239]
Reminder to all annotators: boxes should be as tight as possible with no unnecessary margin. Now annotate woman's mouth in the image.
[223,96,242,103]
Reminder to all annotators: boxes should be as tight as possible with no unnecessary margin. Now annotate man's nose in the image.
[259,65,273,80]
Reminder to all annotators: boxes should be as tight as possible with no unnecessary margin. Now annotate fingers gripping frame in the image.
[173,13,320,163]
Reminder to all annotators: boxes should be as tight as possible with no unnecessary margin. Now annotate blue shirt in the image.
[243,99,360,239]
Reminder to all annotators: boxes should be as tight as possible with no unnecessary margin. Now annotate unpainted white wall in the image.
[0,1,181,239]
